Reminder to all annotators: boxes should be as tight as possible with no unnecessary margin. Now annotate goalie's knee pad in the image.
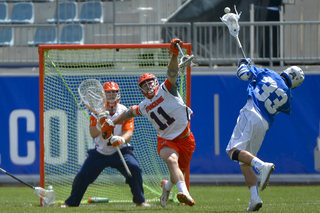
[230,150,241,161]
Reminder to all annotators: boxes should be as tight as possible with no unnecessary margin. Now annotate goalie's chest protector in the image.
[139,83,192,140]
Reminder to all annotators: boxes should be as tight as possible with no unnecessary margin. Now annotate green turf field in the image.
[0,185,319,212]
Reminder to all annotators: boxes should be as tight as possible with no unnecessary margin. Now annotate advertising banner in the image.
[0,74,319,175]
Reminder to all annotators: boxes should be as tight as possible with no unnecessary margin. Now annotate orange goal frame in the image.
[38,43,192,196]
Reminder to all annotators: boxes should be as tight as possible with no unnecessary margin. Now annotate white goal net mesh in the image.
[40,45,189,204]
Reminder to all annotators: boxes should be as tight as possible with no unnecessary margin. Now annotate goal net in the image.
[39,44,192,205]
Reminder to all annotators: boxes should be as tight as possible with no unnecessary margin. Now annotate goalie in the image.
[226,58,305,211]
[100,38,196,207]
[62,81,150,207]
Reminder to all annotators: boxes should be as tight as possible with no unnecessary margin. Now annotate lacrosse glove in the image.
[237,58,251,67]
[110,136,125,147]
[169,38,183,55]
[96,111,109,131]
[101,118,115,140]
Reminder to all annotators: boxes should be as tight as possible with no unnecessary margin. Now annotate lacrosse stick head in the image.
[179,54,195,70]
[34,187,56,206]
[78,79,107,114]
[220,5,242,38]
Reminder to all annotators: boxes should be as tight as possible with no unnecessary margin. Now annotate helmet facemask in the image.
[105,90,120,107]
[139,78,159,99]
[103,81,121,107]
[280,66,305,89]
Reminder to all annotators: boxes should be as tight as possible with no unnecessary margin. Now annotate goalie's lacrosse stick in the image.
[174,42,195,70]
[220,5,247,58]
[78,79,132,177]
[0,168,56,206]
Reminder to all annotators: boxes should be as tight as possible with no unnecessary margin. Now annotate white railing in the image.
[1,21,320,66]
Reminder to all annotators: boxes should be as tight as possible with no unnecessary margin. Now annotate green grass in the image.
[1,185,320,212]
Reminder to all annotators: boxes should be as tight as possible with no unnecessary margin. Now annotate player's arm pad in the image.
[237,64,253,81]
[124,107,137,119]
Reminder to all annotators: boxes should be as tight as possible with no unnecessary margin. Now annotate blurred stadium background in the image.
[1,0,320,187]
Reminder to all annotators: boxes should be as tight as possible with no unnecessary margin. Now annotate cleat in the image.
[60,203,69,208]
[259,163,275,191]
[247,197,263,211]
[160,180,170,207]
[177,192,195,206]
[136,202,151,207]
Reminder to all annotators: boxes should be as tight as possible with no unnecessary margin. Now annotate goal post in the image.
[38,44,192,205]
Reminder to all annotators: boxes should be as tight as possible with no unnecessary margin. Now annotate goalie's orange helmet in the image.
[103,81,120,107]
[138,73,159,99]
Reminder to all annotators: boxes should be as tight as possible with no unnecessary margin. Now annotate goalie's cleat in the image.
[136,202,151,207]
[160,179,171,207]
[259,163,275,191]
[177,192,195,206]
[247,197,263,211]
[60,203,69,208]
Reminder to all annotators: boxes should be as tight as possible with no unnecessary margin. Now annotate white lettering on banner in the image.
[44,110,68,165]
[9,110,36,165]
[77,110,95,164]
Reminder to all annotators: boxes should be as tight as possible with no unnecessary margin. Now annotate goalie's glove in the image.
[237,58,251,67]
[96,111,109,131]
[110,136,125,147]
[169,38,183,56]
[101,118,115,140]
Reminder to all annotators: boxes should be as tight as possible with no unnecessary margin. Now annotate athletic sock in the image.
[165,179,175,191]
[251,157,265,170]
[176,181,189,195]
[250,186,259,200]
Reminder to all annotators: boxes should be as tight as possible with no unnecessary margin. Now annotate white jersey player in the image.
[90,103,133,155]
[62,81,150,207]
[101,38,196,207]
[137,79,193,140]
[225,58,305,211]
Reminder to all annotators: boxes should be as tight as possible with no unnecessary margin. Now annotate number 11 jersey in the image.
[137,79,193,140]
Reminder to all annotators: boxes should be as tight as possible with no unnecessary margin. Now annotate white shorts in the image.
[226,98,269,160]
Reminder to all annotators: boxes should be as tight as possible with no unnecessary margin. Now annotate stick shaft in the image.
[240,47,246,58]
[116,147,132,177]
[236,37,246,58]
[0,168,34,189]
[175,43,185,56]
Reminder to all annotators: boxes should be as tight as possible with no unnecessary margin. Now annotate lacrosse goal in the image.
[38,44,192,205]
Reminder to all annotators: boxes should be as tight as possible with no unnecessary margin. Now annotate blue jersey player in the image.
[226,58,305,212]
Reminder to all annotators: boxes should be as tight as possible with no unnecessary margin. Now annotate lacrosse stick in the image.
[220,5,246,58]
[0,168,56,206]
[174,41,195,70]
[78,79,132,177]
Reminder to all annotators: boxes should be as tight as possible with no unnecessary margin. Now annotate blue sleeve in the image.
[249,65,263,80]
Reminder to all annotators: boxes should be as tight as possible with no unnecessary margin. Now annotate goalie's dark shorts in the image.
[157,132,195,173]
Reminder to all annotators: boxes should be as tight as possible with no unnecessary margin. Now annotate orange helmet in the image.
[103,81,120,107]
[138,73,159,99]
